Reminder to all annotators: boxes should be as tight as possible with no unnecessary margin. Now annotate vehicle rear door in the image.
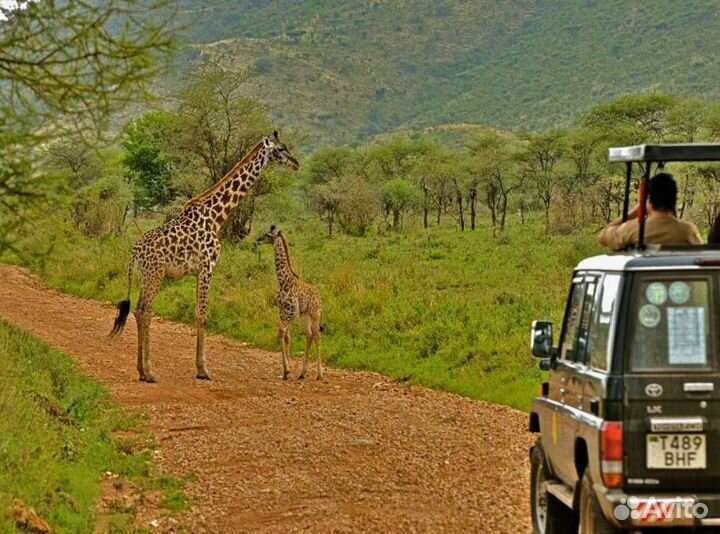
[548,274,596,483]
[623,272,720,492]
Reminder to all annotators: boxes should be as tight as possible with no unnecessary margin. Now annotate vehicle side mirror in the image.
[531,320,554,358]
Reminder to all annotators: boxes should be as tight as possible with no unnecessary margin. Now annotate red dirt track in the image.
[0,265,533,533]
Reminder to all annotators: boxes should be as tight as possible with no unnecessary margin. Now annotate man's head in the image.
[648,172,677,214]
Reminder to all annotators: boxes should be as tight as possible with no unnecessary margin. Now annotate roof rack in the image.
[608,143,720,248]
[608,143,720,163]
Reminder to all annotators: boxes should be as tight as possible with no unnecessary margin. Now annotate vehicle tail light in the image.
[601,421,623,488]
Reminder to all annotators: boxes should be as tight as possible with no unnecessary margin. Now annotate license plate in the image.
[646,434,706,469]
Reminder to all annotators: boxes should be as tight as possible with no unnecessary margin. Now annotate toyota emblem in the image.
[645,383,663,397]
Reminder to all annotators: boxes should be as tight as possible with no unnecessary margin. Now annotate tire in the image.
[578,469,624,534]
[530,441,579,534]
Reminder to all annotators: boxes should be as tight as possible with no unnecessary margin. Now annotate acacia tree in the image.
[121,111,179,210]
[304,147,359,186]
[310,180,343,236]
[409,144,449,229]
[0,0,174,250]
[382,178,420,230]
[666,99,707,218]
[521,130,566,231]
[469,134,520,234]
[337,175,378,236]
[697,166,720,229]
[366,138,431,181]
[582,93,677,145]
[563,128,603,227]
[171,61,278,239]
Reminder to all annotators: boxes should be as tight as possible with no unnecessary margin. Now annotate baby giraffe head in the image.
[255,224,280,246]
[263,131,300,170]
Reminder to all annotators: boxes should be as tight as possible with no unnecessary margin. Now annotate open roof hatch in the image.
[608,144,720,248]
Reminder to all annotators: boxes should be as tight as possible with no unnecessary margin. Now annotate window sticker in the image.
[667,307,706,365]
[669,282,691,305]
[646,283,667,305]
[639,304,661,328]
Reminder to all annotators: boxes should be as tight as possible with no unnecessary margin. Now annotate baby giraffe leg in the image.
[300,336,311,379]
[299,315,313,379]
[314,329,323,380]
[278,324,291,380]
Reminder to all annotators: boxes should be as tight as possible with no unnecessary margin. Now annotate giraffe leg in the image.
[314,327,323,381]
[299,336,311,380]
[141,313,155,383]
[134,274,161,383]
[135,311,145,381]
[278,324,291,380]
[299,315,312,380]
[195,269,213,380]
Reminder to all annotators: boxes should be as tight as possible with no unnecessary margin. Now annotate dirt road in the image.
[0,265,534,534]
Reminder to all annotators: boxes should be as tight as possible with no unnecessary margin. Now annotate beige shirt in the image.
[605,215,702,251]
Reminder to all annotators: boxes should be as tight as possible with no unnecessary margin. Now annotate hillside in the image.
[172,1,720,145]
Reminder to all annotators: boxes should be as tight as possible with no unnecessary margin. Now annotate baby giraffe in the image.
[255,226,324,380]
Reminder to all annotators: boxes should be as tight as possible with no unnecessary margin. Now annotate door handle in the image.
[684,383,714,393]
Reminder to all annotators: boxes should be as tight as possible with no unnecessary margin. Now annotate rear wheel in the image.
[578,469,624,534]
[530,441,578,534]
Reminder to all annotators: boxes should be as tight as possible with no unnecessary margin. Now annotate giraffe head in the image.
[255,224,280,246]
[255,225,300,279]
[263,131,300,170]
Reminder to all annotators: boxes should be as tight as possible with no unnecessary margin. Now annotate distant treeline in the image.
[44,64,720,241]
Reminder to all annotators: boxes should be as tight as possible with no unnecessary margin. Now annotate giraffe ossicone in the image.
[110,133,299,383]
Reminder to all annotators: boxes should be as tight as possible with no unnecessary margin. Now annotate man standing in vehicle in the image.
[598,172,702,250]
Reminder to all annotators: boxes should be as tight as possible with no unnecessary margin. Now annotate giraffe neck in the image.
[273,235,298,289]
[184,141,269,233]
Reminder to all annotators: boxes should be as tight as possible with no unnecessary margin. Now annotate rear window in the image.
[628,276,713,372]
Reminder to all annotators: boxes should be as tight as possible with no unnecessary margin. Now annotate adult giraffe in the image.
[110,132,299,382]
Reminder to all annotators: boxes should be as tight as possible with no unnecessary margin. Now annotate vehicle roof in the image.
[608,143,720,163]
[576,247,720,272]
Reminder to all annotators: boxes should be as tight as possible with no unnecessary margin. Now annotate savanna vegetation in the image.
[5,65,720,413]
[0,320,189,533]
[169,0,720,146]
[4,0,720,527]
[0,0,720,482]
[0,2,186,532]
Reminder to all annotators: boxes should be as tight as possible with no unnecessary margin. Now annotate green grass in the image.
[0,320,188,533]
[4,214,603,411]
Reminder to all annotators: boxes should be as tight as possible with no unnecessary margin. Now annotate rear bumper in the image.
[597,486,720,528]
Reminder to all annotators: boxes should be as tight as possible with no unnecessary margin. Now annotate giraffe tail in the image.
[110,300,131,338]
[109,255,135,337]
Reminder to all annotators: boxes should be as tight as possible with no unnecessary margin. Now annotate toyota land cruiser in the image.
[529,144,720,533]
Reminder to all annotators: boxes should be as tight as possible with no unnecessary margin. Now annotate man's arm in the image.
[598,204,640,247]
[689,224,703,245]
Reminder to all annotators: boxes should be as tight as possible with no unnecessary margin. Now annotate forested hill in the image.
[172,0,720,146]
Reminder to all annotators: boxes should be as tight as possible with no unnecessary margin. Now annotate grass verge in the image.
[0,319,188,534]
